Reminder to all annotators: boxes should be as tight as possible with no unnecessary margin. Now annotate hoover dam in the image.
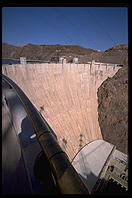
[2,61,121,161]
[3,61,129,194]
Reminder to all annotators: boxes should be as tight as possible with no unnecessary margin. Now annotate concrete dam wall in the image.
[2,62,121,161]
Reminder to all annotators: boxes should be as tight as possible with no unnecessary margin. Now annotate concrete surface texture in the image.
[71,139,128,194]
[2,62,121,160]
[71,140,114,193]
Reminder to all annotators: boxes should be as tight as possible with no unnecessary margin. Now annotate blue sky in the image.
[2,7,128,51]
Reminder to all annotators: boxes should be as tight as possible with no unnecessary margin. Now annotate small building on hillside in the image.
[73,57,78,64]
[59,56,67,64]
[20,57,26,65]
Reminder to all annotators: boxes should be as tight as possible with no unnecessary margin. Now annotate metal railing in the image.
[2,74,89,194]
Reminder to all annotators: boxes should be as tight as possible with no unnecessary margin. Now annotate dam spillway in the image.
[2,62,121,161]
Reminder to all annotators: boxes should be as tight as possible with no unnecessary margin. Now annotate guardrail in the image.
[2,74,89,194]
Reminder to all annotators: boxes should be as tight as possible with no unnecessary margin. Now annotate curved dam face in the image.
[2,63,120,160]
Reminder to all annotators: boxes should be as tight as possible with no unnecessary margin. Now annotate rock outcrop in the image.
[2,43,128,64]
[97,58,128,154]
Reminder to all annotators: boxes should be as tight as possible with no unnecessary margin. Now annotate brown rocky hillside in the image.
[97,58,128,154]
[2,43,128,64]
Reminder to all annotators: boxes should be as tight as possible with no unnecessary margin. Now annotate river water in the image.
[2,59,20,64]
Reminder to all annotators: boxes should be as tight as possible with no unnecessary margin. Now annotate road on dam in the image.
[2,62,121,161]
[2,78,42,194]
[2,75,89,194]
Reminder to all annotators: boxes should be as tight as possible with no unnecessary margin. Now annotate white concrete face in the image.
[2,63,121,161]
[72,140,114,193]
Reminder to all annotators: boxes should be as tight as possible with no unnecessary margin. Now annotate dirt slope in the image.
[2,43,128,64]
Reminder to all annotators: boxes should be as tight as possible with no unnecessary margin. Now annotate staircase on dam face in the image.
[2,61,121,161]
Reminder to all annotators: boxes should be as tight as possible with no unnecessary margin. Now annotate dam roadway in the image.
[2,62,121,161]
[3,74,90,194]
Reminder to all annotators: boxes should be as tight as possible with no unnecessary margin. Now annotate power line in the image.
[121,9,128,44]
[86,10,118,46]
[55,9,98,48]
